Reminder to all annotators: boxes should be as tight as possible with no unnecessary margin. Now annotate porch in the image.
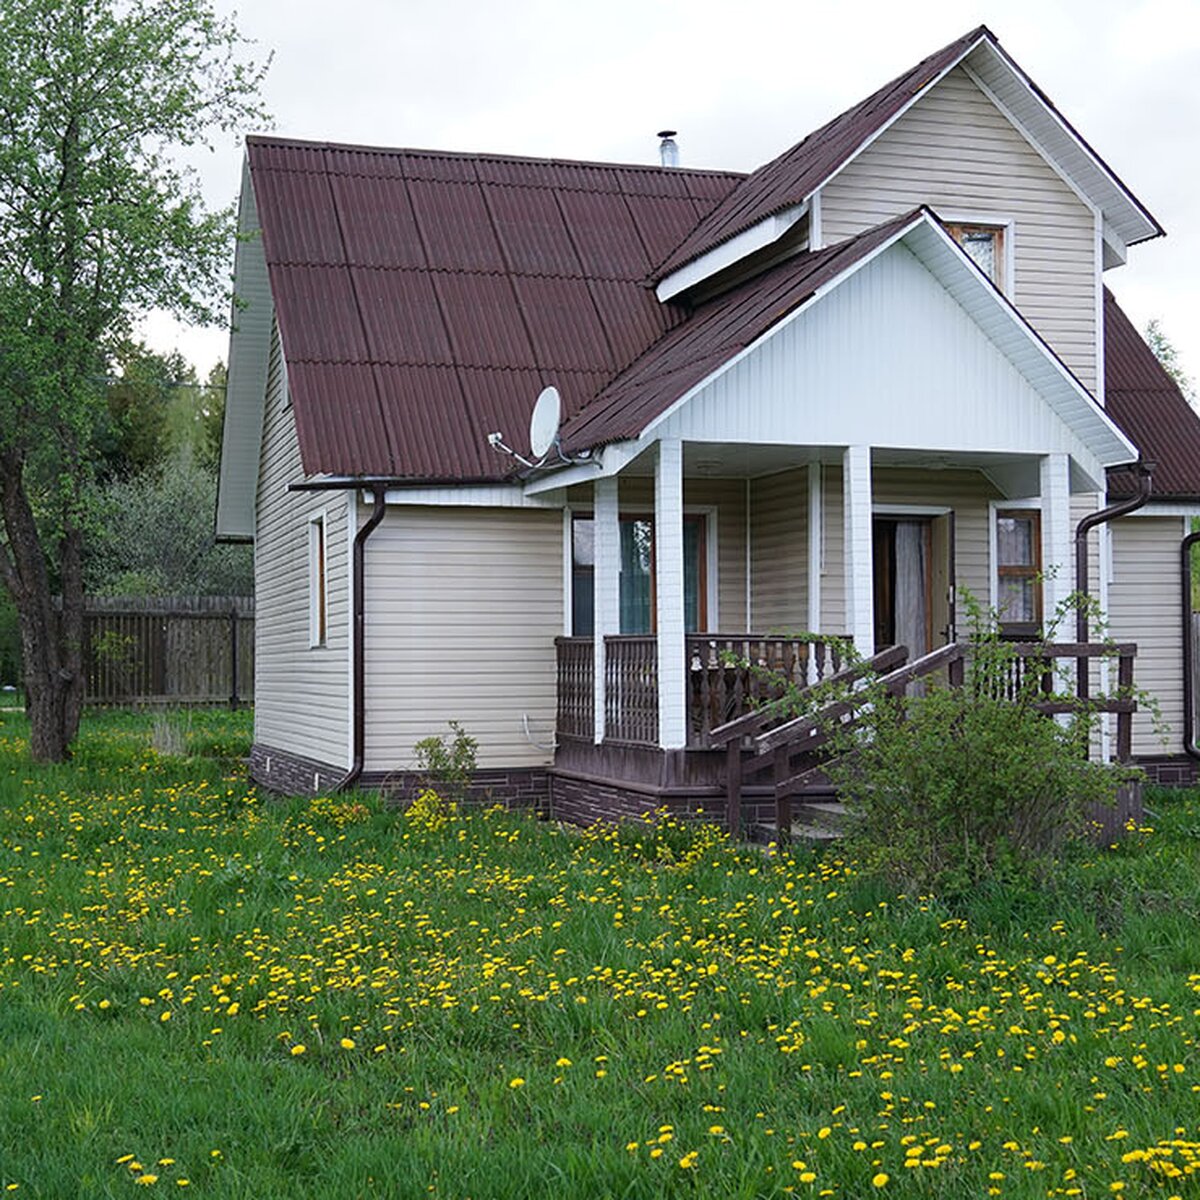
[552,633,1141,841]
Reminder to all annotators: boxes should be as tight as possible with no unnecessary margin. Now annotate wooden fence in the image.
[83,595,253,707]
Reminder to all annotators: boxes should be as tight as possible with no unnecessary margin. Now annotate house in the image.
[217,25,1200,820]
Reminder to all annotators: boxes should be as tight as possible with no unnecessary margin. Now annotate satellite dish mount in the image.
[486,384,592,471]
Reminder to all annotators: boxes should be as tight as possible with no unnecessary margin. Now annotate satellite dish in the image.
[529,386,561,460]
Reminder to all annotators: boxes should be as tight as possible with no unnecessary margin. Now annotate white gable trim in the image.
[656,203,807,301]
[216,158,273,541]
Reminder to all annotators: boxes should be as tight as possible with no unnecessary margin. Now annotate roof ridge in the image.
[245,133,747,179]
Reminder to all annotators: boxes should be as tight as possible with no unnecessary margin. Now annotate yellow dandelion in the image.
[340,1037,355,1050]
[555,1057,572,1067]
[290,1044,306,1056]
[679,1151,699,1170]
[509,1077,525,1089]
[872,1173,889,1188]
[135,1176,158,1186]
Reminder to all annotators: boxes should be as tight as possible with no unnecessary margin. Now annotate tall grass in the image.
[0,708,1198,1197]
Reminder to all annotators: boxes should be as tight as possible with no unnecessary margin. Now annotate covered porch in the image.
[543,438,1136,831]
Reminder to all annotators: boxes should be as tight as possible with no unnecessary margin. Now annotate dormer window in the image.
[945,221,1006,290]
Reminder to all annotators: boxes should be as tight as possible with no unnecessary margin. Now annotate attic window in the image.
[946,222,1005,289]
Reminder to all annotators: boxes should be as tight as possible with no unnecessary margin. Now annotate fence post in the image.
[229,606,240,711]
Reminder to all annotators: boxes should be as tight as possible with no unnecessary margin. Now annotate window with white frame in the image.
[308,514,327,647]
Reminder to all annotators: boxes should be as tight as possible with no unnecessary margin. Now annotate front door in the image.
[873,514,955,655]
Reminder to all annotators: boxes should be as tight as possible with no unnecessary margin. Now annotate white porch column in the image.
[593,476,620,744]
[1039,453,1072,628]
[843,445,874,658]
[655,438,687,749]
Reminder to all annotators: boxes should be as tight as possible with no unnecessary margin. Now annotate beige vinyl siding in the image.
[749,467,809,630]
[254,323,351,768]
[362,506,563,771]
[820,66,1097,390]
[1108,517,1185,755]
[820,464,847,634]
[872,467,1001,615]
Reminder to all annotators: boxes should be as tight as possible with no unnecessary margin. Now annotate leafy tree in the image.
[99,341,193,479]
[0,0,267,760]
[1145,318,1196,402]
[86,458,252,598]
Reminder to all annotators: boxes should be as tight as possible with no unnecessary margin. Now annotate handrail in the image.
[708,645,908,747]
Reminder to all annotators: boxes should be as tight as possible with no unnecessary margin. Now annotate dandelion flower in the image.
[340,1038,355,1050]
[135,1176,158,1186]
[290,1044,306,1056]
[872,1173,889,1188]
[509,1077,525,1089]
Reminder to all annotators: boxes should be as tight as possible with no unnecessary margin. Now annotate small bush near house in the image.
[826,596,1141,898]
[412,720,478,802]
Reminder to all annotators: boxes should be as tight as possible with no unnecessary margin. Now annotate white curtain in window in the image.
[893,521,928,658]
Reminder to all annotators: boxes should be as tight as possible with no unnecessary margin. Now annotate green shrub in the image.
[412,720,478,803]
[825,595,1140,898]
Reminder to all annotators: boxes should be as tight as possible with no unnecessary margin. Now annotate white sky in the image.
[144,0,1200,392]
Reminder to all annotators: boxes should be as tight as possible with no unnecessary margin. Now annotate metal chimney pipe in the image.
[657,130,679,168]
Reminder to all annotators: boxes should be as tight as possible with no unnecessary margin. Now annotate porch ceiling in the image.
[614,442,1085,500]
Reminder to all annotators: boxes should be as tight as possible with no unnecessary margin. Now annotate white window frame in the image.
[308,510,329,648]
[988,497,1042,618]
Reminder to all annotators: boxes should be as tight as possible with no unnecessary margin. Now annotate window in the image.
[309,514,327,647]
[996,509,1041,634]
[945,221,1005,289]
[571,513,706,636]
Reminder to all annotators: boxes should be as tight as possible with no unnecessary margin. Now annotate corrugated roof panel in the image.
[485,184,583,276]
[406,178,507,272]
[556,189,652,280]
[250,141,328,173]
[270,264,369,363]
[322,145,408,179]
[289,362,394,475]
[351,267,454,367]
[1104,289,1200,499]
[330,174,427,268]
[252,168,345,265]
[587,278,679,367]
[622,193,716,271]
[373,364,484,477]
[398,150,480,183]
[455,366,552,460]
[512,276,616,373]
[431,271,538,369]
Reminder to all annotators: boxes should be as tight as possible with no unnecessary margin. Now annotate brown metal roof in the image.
[561,210,924,451]
[1104,289,1200,500]
[652,26,991,280]
[248,136,743,480]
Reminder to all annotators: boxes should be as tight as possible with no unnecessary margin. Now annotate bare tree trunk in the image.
[0,451,82,761]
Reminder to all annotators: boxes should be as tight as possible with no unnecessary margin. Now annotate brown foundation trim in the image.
[249,743,346,796]
[249,743,550,807]
[360,767,548,810]
[1132,754,1200,787]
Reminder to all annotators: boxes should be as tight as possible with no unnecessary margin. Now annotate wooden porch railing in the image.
[555,633,849,748]
[687,634,846,746]
[710,640,1139,839]
[554,637,594,741]
[604,636,659,745]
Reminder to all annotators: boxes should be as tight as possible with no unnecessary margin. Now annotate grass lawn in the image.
[1,709,1199,1198]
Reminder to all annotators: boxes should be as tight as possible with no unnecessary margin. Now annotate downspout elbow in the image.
[1073,460,1154,698]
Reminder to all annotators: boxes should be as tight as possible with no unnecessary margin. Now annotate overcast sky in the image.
[144,0,1200,393]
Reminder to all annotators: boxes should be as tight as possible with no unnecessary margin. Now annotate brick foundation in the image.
[1132,754,1200,787]
[249,743,549,808]
[361,767,549,811]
